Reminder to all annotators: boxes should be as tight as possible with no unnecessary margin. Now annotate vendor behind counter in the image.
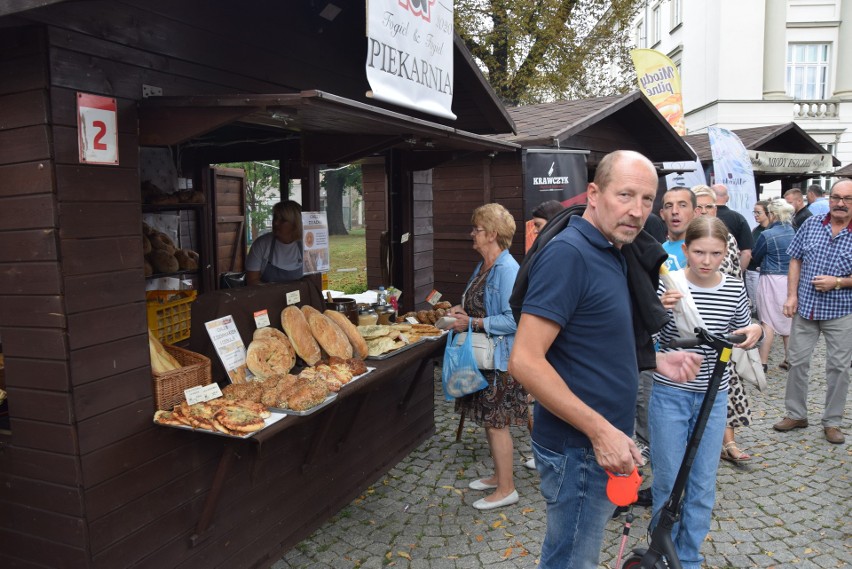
[246,200,304,285]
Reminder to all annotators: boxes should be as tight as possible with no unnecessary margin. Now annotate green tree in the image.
[220,161,283,242]
[322,165,362,235]
[456,0,642,105]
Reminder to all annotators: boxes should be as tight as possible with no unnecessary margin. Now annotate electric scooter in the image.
[620,327,745,569]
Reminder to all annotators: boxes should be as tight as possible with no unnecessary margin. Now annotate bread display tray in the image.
[153,410,288,439]
[422,330,448,341]
[366,338,426,361]
[341,367,375,389]
[270,393,338,416]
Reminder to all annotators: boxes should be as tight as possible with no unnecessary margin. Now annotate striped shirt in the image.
[654,273,752,393]
[786,213,852,321]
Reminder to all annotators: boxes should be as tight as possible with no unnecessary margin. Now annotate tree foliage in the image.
[220,161,283,242]
[322,165,363,236]
[455,0,642,105]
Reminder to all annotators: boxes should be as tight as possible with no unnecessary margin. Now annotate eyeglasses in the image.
[471,227,487,234]
[829,195,852,205]
[695,204,717,212]
[753,210,765,216]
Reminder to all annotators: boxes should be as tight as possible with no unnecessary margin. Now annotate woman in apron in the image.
[246,200,304,285]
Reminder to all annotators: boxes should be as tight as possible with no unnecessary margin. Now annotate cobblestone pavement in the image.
[276,339,850,568]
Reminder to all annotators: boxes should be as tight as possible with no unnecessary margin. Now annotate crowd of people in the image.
[441,150,851,569]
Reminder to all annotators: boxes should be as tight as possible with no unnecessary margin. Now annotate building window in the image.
[786,43,830,100]
[671,0,682,28]
[635,19,645,48]
[652,4,661,45]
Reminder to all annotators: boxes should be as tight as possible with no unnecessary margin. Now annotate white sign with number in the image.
[77,92,119,165]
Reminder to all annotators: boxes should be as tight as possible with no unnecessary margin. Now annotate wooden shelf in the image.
[143,203,205,211]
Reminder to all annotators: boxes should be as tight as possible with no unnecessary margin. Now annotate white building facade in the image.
[632,0,852,176]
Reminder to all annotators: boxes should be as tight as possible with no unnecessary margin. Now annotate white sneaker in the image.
[524,457,536,469]
[472,490,519,510]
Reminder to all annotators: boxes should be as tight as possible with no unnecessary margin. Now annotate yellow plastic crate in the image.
[146,290,197,345]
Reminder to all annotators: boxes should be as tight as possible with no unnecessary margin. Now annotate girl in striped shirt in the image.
[649,217,763,569]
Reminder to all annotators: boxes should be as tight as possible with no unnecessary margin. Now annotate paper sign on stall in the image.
[253,309,271,329]
[184,383,223,405]
[301,212,330,274]
[205,315,252,384]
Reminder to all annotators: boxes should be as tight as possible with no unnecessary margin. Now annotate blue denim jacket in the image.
[463,248,519,372]
[751,222,795,275]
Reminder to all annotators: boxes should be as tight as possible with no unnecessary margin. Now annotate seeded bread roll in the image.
[281,306,322,366]
[305,311,353,359]
[324,309,368,360]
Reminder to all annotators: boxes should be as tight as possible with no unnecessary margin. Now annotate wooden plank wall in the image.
[0,26,93,568]
[431,153,524,304]
[411,170,434,308]
[212,167,246,274]
[363,161,387,290]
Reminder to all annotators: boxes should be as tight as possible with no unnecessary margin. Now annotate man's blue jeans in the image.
[649,383,728,569]
[533,441,613,569]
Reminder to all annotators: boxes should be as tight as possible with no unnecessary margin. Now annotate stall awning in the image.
[139,90,519,164]
[491,91,697,165]
[682,122,842,177]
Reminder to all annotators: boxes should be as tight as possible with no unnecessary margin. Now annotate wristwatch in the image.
[836,277,843,290]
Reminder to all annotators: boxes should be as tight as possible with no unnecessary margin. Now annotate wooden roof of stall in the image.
[836,163,852,176]
[491,90,697,164]
[2,0,516,157]
[682,123,842,167]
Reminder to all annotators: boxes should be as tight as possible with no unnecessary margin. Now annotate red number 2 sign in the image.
[77,93,119,165]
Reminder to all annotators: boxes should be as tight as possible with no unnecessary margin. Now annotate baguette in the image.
[324,310,368,359]
[281,306,322,366]
[148,330,181,372]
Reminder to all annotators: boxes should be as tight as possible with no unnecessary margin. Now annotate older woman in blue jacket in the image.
[449,203,526,511]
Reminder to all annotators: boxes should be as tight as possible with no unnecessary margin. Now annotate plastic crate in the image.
[146,290,197,345]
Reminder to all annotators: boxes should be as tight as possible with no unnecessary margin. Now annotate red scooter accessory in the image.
[606,467,642,507]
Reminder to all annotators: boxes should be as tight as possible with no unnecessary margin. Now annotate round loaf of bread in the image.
[175,249,199,270]
[150,249,179,273]
[281,305,322,366]
[246,337,296,379]
[306,312,353,359]
[252,327,296,372]
[324,309,368,359]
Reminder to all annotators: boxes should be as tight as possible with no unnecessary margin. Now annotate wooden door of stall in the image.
[211,166,247,283]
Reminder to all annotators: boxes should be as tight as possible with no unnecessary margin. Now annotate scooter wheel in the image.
[621,556,642,569]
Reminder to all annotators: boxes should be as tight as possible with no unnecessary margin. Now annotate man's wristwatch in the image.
[836,277,842,290]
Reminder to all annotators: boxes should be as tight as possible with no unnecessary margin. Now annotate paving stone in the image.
[274,339,848,568]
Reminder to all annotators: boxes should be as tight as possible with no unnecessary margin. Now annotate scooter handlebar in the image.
[664,334,747,349]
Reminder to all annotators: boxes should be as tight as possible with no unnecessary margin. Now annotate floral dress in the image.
[454,267,528,429]
[720,234,751,429]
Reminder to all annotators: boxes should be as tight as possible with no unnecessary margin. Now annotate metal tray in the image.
[340,367,375,389]
[421,330,448,341]
[269,393,338,416]
[154,410,288,439]
[366,338,427,361]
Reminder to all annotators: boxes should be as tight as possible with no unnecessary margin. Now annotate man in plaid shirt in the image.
[774,178,852,444]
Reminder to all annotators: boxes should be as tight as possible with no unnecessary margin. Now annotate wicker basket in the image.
[152,344,212,410]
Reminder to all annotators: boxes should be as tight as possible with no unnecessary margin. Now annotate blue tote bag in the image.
[441,320,488,401]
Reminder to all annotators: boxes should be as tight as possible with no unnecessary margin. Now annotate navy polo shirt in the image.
[522,216,639,450]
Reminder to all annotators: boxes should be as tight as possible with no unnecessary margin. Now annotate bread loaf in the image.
[246,337,295,379]
[305,312,353,359]
[281,305,322,365]
[175,249,199,270]
[300,304,321,319]
[324,310,368,359]
[150,249,179,273]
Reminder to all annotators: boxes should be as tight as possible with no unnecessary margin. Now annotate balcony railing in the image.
[792,100,839,119]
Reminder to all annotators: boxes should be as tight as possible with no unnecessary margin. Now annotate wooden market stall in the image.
[426,90,697,301]
[0,1,517,568]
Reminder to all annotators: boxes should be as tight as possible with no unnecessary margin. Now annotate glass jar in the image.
[358,307,378,326]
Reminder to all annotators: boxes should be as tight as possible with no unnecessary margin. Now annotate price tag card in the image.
[77,92,119,165]
[406,316,420,324]
[254,309,271,328]
[184,383,223,405]
[204,315,252,382]
[425,289,443,306]
[285,290,301,305]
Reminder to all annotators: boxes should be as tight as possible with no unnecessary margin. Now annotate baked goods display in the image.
[304,310,353,359]
[399,301,453,325]
[246,335,296,379]
[281,306,322,366]
[324,310,369,359]
[142,222,200,276]
[153,397,271,436]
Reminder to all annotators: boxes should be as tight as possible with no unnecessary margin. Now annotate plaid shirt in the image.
[786,213,852,320]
